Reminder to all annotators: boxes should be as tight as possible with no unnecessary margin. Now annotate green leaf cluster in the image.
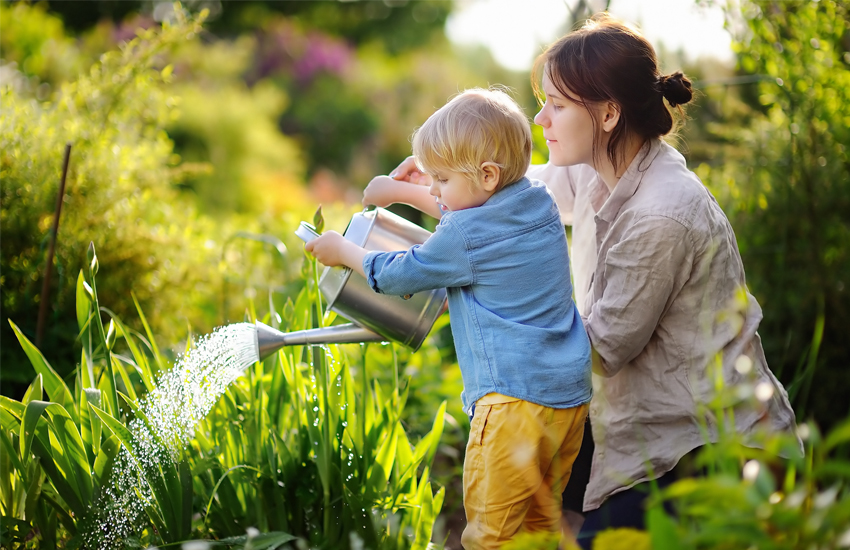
[1,252,448,549]
[0,5,228,389]
[692,0,850,429]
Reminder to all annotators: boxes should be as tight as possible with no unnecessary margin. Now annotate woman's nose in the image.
[533,108,548,127]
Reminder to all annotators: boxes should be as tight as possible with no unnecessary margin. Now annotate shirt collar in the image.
[595,139,662,222]
[483,176,531,207]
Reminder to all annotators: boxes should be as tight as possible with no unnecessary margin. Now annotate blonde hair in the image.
[412,88,532,191]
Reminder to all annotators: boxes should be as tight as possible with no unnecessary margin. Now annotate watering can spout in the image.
[255,321,385,361]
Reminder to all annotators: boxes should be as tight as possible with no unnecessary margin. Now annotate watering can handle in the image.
[295,221,321,243]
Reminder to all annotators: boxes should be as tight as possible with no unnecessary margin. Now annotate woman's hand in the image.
[304,231,347,267]
[390,156,432,186]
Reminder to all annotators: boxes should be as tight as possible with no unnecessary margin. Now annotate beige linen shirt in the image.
[528,139,799,511]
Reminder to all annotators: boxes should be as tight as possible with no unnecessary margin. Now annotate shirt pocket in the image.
[468,404,493,447]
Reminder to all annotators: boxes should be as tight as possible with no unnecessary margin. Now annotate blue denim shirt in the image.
[363,178,592,412]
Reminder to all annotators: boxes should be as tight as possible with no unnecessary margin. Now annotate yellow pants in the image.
[461,398,589,550]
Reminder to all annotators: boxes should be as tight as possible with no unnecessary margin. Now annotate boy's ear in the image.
[480,162,501,192]
[600,101,621,133]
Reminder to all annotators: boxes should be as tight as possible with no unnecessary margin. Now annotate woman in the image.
[366,15,800,548]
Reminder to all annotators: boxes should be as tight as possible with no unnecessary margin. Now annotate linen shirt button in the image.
[402,294,412,300]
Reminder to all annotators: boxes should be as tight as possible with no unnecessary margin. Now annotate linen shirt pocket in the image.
[469,404,493,447]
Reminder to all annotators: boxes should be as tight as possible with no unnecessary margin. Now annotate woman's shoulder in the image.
[630,142,717,227]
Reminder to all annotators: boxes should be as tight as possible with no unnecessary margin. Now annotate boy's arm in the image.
[304,231,367,277]
[364,220,472,296]
[362,175,441,219]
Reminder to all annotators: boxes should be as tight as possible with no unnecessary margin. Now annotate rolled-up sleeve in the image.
[584,215,691,377]
[527,164,577,225]
[363,219,473,296]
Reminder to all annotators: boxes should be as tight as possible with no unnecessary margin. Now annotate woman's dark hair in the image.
[533,14,694,172]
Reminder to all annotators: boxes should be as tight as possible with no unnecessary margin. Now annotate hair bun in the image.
[659,71,693,107]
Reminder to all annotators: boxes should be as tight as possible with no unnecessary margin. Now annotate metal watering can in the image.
[254,207,448,361]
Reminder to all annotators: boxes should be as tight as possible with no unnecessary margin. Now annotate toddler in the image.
[305,88,591,549]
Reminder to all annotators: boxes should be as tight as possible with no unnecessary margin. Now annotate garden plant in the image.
[0,243,447,549]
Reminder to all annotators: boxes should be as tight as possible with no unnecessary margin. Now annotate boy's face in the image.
[428,169,494,213]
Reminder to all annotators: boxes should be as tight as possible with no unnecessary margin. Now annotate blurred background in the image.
[1,0,848,436]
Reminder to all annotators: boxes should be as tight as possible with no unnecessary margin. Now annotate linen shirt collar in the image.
[593,139,663,222]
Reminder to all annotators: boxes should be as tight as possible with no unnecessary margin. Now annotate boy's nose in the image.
[429,182,439,196]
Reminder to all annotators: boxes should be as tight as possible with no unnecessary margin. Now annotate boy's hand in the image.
[304,231,347,267]
[390,156,433,186]
[363,175,407,207]
[304,231,369,277]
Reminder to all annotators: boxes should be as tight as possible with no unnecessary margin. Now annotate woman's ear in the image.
[600,101,621,133]
[480,162,501,192]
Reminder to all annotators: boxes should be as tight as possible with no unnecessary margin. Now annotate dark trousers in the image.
[575,468,679,549]
[564,419,696,550]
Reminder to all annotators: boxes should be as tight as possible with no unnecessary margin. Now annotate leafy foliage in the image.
[693,0,850,429]
[0,253,447,549]
[0,7,222,388]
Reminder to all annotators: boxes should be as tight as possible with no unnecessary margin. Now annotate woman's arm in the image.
[584,216,691,377]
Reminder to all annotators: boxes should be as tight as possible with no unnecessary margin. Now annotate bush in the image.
[1,7,223,390]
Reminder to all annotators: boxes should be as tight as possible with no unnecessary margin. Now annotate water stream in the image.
[84,322,258,549]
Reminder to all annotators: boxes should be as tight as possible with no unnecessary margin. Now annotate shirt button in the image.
[402,294,412,300]
[395,253,404,260]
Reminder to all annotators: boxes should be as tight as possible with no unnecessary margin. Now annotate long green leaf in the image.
[115,393,182,540]
[21,402,93,514]
[425,401,446,469]
[411,481,435,550]
[91,403,173,539]
[20,401,51,463]
[93,434,121,487]
[89,404,137,464]
[75,271,92,334]
[192,531,299,549]
[0,396,25,420]
[45,404,93,505]
[22,375,44,404]
[113,317,155,393]
[30,426,86,518]
[9,321,76,420]
[131,291,164,375]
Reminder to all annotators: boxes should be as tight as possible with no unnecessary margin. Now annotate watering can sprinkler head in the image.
[254,321,385,361]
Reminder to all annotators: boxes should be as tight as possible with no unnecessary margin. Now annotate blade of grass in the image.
[9,321,76,420]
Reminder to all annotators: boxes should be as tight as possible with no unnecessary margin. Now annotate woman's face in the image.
[534,73,599,168]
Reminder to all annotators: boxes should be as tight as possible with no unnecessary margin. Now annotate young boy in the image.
[305,88,591,549]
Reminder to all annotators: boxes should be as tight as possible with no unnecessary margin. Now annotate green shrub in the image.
[0,6,223,388]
